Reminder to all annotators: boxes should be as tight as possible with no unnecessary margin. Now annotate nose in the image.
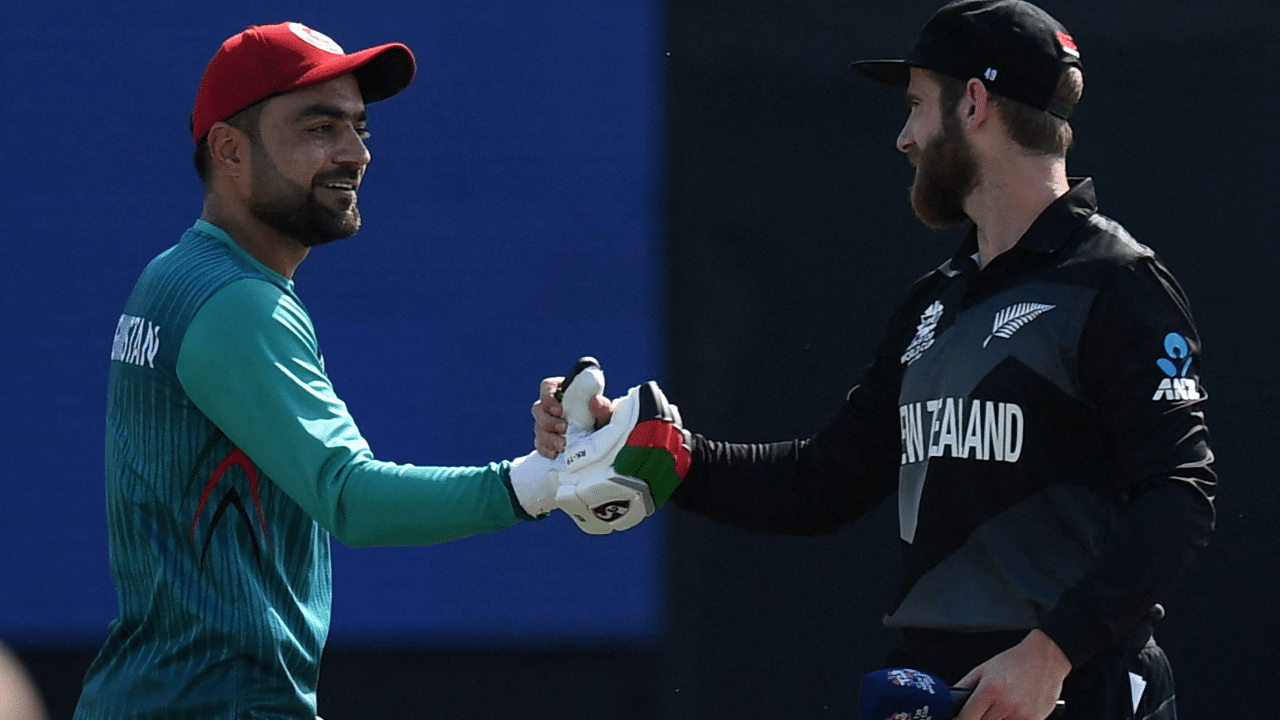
[336,125,372,169]
[896,122,915,155]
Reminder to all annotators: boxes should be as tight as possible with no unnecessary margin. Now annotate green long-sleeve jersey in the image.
[76,220,527,719]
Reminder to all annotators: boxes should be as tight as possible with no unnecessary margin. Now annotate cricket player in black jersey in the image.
[534,2,1215,719]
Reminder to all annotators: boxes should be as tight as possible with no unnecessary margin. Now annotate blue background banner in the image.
[0,0,664,647]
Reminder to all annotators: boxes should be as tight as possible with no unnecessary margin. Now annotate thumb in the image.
[589,393,613,427]
[954,664,983,691]
[951,665,987,720]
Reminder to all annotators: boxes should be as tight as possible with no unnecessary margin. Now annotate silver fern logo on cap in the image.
[983,302,1055,348]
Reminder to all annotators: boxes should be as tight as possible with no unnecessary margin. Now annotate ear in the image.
[963,78,994,130]
[206,121,250,182]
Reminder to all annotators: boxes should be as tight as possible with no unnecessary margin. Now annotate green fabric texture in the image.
[613,445,682,507]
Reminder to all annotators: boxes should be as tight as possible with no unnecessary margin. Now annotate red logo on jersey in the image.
[188,435,272,569]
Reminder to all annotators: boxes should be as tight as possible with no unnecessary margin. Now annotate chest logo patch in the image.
[1153,332,1201,401]
[901,301,945,366]
[983,302,1056,348]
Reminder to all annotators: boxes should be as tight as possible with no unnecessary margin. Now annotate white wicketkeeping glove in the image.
[553,385,646,534]
[556,381,690,535]
[507,450,566,519]
[508,358,614,519]
[510,359,690,534]
[506,391,640,523]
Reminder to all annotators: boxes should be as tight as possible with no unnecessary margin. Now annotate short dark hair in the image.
[191,100,267,187]
[937,67,1083,157]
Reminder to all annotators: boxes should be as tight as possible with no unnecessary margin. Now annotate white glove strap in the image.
[508,451,564,518]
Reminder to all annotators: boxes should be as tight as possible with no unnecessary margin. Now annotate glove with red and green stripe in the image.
[556,381,691,534]
[611,382,690,508]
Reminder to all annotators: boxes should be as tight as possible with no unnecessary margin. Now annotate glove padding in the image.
[507,450,566,519]
[556,381,691,534]
[507,376,642,519]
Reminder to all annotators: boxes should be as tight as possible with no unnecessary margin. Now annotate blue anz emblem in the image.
[1152,332,1201,401]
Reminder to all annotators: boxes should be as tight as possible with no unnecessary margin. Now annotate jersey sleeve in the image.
[671,304,911,535]
[176,278,523,548]
[1039,254,1217,666]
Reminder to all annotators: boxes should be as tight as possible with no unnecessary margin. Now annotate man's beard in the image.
[909,114,979,230]
[248,145,362,248]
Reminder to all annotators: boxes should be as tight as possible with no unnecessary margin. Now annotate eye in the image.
[356,127,371,141]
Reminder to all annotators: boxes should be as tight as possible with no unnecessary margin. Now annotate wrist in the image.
[507,451,563,518]
[1026,628,1073,676]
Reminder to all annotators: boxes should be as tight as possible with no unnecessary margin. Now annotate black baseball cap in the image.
[851,0,1082,119]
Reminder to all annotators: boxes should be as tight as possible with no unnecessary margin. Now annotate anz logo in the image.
[1152,332,1201,401]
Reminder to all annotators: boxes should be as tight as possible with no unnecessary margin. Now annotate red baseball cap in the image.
[191,21,416,143]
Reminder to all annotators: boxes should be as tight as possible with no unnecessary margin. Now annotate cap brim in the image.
[349,43,416,103]
[849,60,912,89]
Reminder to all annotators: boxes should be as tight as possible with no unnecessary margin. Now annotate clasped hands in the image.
[509,367,689,535]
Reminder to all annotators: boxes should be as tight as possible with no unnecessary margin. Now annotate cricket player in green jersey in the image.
[74,22,688,719]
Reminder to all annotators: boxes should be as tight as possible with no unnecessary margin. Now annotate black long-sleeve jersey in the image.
[672,179,1216,667]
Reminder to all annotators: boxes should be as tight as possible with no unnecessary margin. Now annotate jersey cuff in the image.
[1038,605,1112,669]
[500,460,542,522]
